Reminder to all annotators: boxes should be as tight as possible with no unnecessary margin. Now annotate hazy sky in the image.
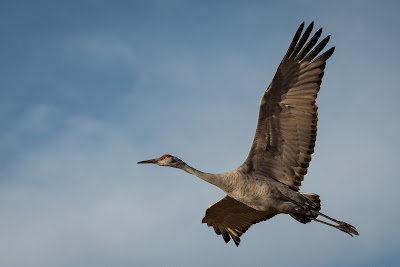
[1,1,399,266]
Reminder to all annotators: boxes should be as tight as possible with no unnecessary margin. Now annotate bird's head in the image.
[137,154,184,169]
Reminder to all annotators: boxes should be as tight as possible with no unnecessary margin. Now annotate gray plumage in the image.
[241,22,334,191]
[139,22,358,246]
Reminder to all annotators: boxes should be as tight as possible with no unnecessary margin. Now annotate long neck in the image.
[181,162,225,189]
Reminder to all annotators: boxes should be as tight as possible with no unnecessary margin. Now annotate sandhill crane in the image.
[138,22,358,246]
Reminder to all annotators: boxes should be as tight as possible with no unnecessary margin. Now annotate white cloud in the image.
[63,35,136,69]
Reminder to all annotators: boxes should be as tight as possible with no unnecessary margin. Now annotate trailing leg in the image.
[312,212,359,236]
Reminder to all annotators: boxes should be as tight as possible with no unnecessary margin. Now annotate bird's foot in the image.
[337,221,359,236]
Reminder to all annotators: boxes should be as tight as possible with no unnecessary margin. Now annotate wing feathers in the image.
[283,22,305,60]
[213,225,221,235]
[290,22,314,59]
[298,67,324,80]
[221,229,230,243]
[311,46,335,63]
[202,196,278,246]
[241,22,334,190]
[302,35,331,62]
[295,28,322,61]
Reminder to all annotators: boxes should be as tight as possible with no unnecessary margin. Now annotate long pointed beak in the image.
[137,158,158,164]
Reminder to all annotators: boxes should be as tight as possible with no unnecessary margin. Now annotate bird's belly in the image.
[226,176,280,211]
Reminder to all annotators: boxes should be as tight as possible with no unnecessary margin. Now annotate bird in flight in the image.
[138,22,358,246]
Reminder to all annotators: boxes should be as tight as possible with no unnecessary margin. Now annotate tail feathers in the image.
[290,193,321,224]
[301,193,321,210]
[290,213,312,224]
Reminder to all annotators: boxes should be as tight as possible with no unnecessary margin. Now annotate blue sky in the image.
[1,0,400,266]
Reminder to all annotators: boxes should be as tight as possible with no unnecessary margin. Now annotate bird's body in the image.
[204,169,300,213]
[139,22,358,246]
[223,171,283,211]
[185,167,283,211]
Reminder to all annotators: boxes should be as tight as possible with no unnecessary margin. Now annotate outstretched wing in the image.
[202,195,278,246]
[240,22,335,191]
